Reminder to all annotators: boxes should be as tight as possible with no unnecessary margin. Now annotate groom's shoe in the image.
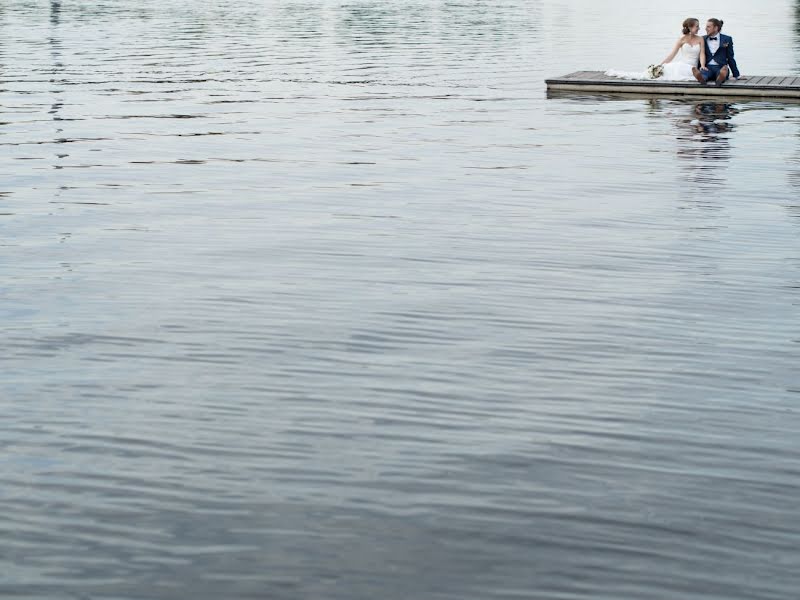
[716,67,729,86]
[692,67,707,84]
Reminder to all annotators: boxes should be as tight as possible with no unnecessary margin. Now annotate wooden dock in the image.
[546,71,800,98]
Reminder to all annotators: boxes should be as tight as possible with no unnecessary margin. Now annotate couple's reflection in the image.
[49,0,68,184]
[672,100,738,189]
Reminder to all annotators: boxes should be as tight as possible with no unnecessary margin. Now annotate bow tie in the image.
[708,37,718,41]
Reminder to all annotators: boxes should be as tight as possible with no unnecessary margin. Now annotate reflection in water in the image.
[0,4,5,75]
[673,101,738,188]
[788,104,800,220]
[50,0,60,25]
[49,1,66,173]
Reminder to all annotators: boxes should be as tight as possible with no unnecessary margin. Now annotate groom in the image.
[693,18,740,86]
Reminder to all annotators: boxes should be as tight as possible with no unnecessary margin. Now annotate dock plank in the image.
[546,71,800,99]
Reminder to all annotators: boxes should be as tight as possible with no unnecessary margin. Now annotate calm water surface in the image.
[2,1,800,599]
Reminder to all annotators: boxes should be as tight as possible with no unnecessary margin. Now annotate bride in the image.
[606,18,707,81]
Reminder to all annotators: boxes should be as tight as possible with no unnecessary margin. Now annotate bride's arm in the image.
[661,38,682,65]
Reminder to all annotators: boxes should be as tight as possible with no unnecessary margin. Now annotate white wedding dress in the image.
[606,43,700,81]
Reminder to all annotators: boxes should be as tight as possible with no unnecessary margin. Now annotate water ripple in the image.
[2,0,800,599]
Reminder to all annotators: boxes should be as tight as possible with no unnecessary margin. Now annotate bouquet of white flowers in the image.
[647,64,665,79]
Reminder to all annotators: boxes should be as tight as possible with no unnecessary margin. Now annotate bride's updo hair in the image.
[682,18,699,35]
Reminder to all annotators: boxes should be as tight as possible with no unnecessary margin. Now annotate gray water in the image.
[2,1,800,598]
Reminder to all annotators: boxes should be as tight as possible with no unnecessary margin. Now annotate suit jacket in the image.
[704,33,740,78]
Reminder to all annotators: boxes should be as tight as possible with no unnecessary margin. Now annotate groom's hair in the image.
[708,18,723,31]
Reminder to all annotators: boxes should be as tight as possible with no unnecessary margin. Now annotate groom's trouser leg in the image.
[704,64,729,82]
[704,65,718,81]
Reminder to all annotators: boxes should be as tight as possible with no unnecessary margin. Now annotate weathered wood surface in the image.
[546,71,800,98]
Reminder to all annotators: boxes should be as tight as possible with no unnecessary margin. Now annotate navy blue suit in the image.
[701,33,740,80]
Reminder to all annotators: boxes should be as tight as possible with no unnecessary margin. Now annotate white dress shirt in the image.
[707,34,721,65]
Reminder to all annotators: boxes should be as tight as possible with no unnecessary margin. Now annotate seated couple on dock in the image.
[606,18,741,85]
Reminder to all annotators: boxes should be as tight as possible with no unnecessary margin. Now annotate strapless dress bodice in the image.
[676,43,701,65]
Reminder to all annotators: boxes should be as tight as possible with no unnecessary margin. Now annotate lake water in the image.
[2,1,800,598]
